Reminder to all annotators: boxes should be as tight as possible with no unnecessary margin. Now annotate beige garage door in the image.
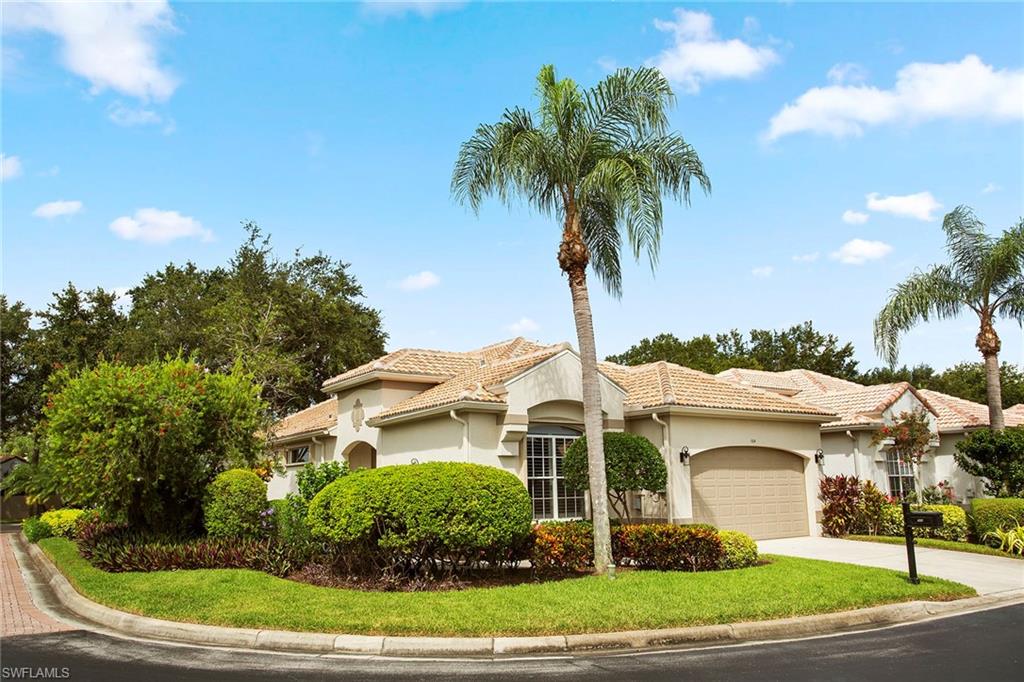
[691,447,809,540]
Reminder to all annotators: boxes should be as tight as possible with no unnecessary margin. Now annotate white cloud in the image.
[1,154,23,181]
[396,270,441,291]
[507,317,540,334]
[751,265,774,278]
[596,56,618,73]
[647,9,779,94]
[4,1,179,101]
[982,182,1002,194]
[792,252,819,263]
[765,55,1024,141]
[866,191,942,221]
[362,2,466,19]
[842,209,870,225]
[831,238,892,265]
[827,62,868,85]
[32,200,83,219]
[109,208,212,244]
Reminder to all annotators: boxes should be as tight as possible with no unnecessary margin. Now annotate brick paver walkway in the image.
[1,533,72,636]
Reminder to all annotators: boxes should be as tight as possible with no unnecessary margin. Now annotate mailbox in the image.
[906,510,944,529]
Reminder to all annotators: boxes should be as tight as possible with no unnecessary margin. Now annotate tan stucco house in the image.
[718,368,1024,502]
[270,338,836,540]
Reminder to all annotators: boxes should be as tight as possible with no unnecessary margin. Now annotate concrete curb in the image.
[22,535,1024,657]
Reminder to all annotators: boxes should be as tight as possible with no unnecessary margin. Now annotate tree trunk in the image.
[568,273,614,576]
[976,314,1004,430]
[983,352,1005,430]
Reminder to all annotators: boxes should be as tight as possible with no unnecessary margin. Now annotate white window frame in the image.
[885,449,915,499]
[288,445,310,466]
[526,425,585,520]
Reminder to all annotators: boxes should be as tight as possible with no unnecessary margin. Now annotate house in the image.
[717,368,1024,501]
[269,338,836,539]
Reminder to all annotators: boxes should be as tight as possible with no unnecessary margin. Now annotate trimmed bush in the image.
[880,503,967,542]
[296,461,349,502]
[563,432,667,521]
[204,469,268,539]
[852,481,887,536]
[971,498,1024,540]
[39,509,86,539]
[22,517,53,543]
[307,462,533,578]
[529,521,594,573]
[718,530,759,569]
[612,524,723,571]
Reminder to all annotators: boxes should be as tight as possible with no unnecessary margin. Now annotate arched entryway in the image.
[690,447,809,539]
[344,441,377,470]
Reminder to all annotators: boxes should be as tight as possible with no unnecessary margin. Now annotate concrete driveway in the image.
[758,536,1024,595]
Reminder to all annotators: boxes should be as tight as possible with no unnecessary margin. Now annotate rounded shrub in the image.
[611,524,723,571]
[307,462,532,576]
[563,432,667,521]
[39,509,86,539]
[22,517,53,543]
[880,503,967,542]
[530,521,594,573]
[971,498,1024,540]
[296,461,349,502]
[204,469,268,539]
[718,530,758,569]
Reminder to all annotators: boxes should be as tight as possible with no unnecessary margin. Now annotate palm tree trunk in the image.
[983,352,1005,430]
[568,273,614,576]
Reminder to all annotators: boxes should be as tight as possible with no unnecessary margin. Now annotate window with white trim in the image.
[886,450,915,499]
[288,445,310,465]
[526,425,585,520]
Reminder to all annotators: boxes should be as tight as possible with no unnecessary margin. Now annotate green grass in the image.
[848,534,1023,560]
[38,538,974,637]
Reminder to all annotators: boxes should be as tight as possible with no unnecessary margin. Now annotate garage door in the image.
[691,447,809,540]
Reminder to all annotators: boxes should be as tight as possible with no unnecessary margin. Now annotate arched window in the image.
[526,424,585,519]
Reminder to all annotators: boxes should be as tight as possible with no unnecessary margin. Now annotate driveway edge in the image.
[22,535,1024,657]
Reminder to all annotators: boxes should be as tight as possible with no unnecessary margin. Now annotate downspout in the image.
[652,413,670,522]
[311,435,321,463]
[449,410,470,462]
[845,430,861,479]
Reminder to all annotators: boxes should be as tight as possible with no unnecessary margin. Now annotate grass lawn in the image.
[39,538,974,637]
[848,534,1023,560]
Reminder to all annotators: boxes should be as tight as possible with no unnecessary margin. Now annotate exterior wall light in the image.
[679,446,690,464]
[814,449,825,465]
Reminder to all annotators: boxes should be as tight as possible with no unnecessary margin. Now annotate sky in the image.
[2,1,1023,373]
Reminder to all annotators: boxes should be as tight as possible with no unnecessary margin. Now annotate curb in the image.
[21,535,1024,657]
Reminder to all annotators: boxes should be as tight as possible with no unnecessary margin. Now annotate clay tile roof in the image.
[271,398,337,440]
[802,382,939,429]
[321,337,553,389]
[716,367,863,397]
[605,361,834,417]
[919,390,1024,432]
[370,344,570,421]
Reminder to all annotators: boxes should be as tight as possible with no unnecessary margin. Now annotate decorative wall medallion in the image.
[352,398,365,432]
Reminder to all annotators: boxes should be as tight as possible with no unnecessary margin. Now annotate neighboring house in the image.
[0,456,30,521]
[270,338,836,539]
[717,368,1024,501]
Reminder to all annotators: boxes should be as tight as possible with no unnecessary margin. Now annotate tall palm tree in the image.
[875,206,1024,430]
[452,65,709,574]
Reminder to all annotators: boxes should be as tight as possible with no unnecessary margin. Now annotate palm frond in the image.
[874,265,968,365]
[579,195,623,296]
[943,205,992,282]
[986,218,1024,299]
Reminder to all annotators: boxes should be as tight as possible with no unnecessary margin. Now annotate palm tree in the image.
[875,206,1024,430]
[452,65,709,574]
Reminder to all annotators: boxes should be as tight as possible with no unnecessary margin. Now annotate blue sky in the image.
[2,1,1023,372]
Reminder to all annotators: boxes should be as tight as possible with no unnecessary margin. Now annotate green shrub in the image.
[267,494,317,565]
[307,462,533,578]
[529,521,594,573]
[39,356,268,534]
[296,461,349,502]
[852,481,887,535]
[954,427,1024,497]
[22,517,53,543]
[563,432,667,521]
[39,509,86,539]
[204,469,267,539]
[612,524,723,571]
[718,530,759,569]
[984,523,1024,555]
[971,498,1024,541]
[880,503,967,541]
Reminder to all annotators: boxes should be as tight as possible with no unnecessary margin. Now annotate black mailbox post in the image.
[902,502,944,584]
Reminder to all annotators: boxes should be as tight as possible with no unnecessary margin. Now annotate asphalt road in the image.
[2,603,1021,682]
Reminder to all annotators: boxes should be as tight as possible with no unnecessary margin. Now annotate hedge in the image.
[612,524,723,572]
[22,517,53,543]
[39,509,86,539]
[307,462,533,577]
[204,469,268,539]
[971,498,1024,540]
[880,503,967,542]
[718,530,759,569]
